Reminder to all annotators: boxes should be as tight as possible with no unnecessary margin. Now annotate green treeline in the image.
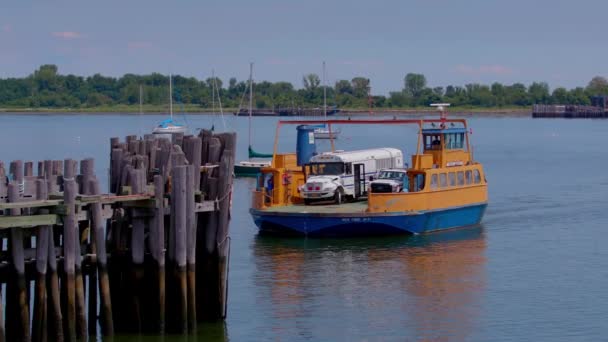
[1,65,607,110]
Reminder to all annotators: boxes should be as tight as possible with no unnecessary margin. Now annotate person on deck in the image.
[265,174,274,202]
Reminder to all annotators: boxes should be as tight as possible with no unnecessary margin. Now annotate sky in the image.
[1,0,607,94]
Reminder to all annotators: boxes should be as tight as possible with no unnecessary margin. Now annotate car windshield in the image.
[308,163,344,176]
[378,171,405,179]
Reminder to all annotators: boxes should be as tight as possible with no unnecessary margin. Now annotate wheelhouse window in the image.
[424,134,442,150]
[444,133,465,149]
[307,163,345,176]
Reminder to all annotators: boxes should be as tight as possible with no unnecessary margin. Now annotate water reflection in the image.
[105,322,227,342]
[253,227,486,341]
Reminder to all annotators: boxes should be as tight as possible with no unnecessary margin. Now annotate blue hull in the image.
[251,203,487,237]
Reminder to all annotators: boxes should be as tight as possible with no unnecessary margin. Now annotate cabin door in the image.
[354,163,366,198]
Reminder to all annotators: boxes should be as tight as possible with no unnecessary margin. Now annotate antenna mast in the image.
[430,103,450,128]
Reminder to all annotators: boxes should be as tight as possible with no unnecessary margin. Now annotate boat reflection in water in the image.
[253,227,486,341]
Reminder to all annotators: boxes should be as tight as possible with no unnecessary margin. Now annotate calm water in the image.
[2,113,608,341]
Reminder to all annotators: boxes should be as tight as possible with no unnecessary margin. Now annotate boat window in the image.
[443,133,465,149]
[439,173,447,188]
[430,174,438,190]
[414,174,425,191]
[457,171,464,186]
[424,135,442,150]
[448,172,456,186]
[473,169,481,184]
[308,163,345,176]
[465,170,472,184]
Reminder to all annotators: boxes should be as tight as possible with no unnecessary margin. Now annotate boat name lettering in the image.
[341,217,372,223]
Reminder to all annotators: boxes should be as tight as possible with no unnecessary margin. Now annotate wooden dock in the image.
[532,104,608,118]
[0,129,235,341]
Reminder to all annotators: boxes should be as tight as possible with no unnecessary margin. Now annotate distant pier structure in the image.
[533,96,608,118]
[0,129,235,341]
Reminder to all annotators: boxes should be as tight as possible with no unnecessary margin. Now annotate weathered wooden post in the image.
[149,175,166,333]
[129,168,146,333]
[215,133,236,319]
[90,179,114,336]
[47,204,64,341]
[169,165,188,333]
[186,164,197,332]
[32,180,49,342]
[62,162,77,342]
[196,131,236,321]
[7,180,31,342]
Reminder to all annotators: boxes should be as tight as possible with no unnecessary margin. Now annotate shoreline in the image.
[0,107,531,117]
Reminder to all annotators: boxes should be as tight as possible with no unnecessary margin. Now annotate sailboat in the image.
[313,61,340,139]
[153,73,188,135]
[234,63,272,177]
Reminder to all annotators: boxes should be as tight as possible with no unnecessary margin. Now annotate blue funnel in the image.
[296,125,317,166]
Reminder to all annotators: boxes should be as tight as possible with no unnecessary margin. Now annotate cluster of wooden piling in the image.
[0,129,236,341]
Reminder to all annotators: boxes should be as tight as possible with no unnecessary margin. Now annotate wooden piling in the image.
[0,131,235,338]
[7,181,30,342]
[25,161,33,177]
[62,176,77,342]
[90,179,114,336]
[149,175,166,334]
[32,180,49,342]
[186,164,197,332]
[169,165,188,333]
[129,168,146,333]
[46,216,64,341]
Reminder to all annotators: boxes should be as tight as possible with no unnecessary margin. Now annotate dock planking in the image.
[0,129,236,340]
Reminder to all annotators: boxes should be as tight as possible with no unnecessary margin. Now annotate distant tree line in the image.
[1,65,607,109]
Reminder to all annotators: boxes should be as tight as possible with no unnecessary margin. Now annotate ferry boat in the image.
[249,113,488,236]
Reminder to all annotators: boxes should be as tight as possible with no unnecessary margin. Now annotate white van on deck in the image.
[300,148,403,204]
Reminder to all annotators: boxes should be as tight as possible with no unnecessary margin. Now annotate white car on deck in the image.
[369,169,409,193]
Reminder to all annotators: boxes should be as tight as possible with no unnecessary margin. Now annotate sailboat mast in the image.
[212,69,215,117]
[139,84,143,115]
[169,73,173,120]
[248,62,253,151]
[323,61,327,119]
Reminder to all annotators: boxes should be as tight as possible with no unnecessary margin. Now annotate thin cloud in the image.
[454,64,514,76]
[128,41,153,50]
[339,59,384,67]
[52,31,84,39]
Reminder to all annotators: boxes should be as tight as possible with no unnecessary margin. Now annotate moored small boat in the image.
[234,63,272,177]
[248,108,488,237]
[152,74,189,136]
